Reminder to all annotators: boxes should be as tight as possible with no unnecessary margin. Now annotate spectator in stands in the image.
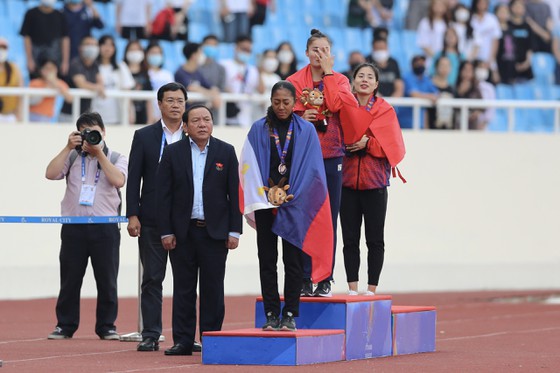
[20,0,70,77]
[405,0,430,30]
[431,27,464,86]
[371,0,395,28]
[366,38,404,98]
[347,0,372,28]
[145,41,174,123]
[174,42,221,110]
[220,35,260,127]
[473,59,496,129]
[151,0,191,41]
[400,55,439,129]
[91,35,135,125]
[199,35,226,93]
[495,1,534,84]
[63,0,104,61]
[451,3,480,60]
[430,55,455,129]
[275,42,298,80]
[220,0,252,43]
[525,0,554,53]
[468,0,502,74]
[257,49,281,96]
[250,0,275,29]
[59,36,104,123]
[543,0,559,28]
[29,57,73,123]
[417,0,449,62]
[116,0,152,40]
[0,38,23,122]
[454,60,484,130]
[123,40,154,125]
[342,51,366,82]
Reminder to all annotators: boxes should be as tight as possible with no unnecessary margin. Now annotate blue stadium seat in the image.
[392,0,409,31]
[159,40,180,73]
[323,0,345,28]
[6,0,28,30]
[532,83,556,132]
[188,22,210,43]
[114,37,128,62]
[532,52,555,85]
[218,43,235,60]
[344,28,366,54]
[513,83,541,132]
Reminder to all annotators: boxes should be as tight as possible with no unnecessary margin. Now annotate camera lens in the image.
[85,130,102,145]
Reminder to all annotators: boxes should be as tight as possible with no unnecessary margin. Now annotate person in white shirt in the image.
[92,35,135,125]
[220,0,252,43]
[116,0,152,40]
[145,41,175,123]
[257,49,281,96]
[417,0,449,62]
[469,0,502,69]
[220,35,260,127]
[451,3,481,60]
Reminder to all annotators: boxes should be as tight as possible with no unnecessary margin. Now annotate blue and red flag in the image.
[239,115,333,282]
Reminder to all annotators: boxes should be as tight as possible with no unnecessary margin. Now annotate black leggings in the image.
[340,187,388,286]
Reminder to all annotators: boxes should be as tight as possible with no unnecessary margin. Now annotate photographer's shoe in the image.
[48,327,71,340]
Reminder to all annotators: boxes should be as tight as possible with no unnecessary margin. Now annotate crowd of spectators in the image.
[0,0,558,130]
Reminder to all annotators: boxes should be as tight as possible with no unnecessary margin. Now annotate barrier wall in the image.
[1,123,559,299]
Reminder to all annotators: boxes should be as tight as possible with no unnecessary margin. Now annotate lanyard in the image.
[365,94,375,112]
[159,132,166,162]
[81,154,101,185]
[271,120,293,175]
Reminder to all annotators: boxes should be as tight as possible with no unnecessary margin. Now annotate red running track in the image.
[1,290,560,372]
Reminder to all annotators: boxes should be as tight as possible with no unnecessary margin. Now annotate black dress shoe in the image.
[137,337,159,351]
[164,343,192,356]
[193,341,202,352]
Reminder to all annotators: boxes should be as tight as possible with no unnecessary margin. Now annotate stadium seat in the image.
[532,83,556,132]
[513,83,541,132]
[6,0,28,30]
[532,52,555,85]
[392,0,409,31]
[488,84,513,132]
[188,22,210,43]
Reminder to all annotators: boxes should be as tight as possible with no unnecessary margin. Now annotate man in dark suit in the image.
[156,104,242,356]
[127,82,204,352]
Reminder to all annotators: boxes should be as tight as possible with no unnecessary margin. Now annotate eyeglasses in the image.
[163,98,186,106]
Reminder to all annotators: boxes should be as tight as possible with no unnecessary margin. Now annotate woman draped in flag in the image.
[287,29,355,298]
[239,81,332,331]
[339,63,406,296]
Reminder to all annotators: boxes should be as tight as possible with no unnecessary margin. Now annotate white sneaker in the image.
[364,290,375,296]
[348,290,359,296]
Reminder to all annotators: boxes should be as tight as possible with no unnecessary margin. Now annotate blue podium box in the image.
[391,306,437,356]
[255,295,393,360]
[202,328,345,365]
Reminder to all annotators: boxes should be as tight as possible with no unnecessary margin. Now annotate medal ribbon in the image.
[272,120,293,172]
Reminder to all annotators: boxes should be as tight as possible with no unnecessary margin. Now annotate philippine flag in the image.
[239,116,333,282]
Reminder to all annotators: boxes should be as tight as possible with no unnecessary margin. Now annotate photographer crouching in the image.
[45,112,128,340]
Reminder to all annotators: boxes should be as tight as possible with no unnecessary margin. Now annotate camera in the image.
[75,128,102,152]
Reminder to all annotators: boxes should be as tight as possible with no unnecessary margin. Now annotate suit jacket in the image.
[126,121,166,227]
[156,136,242,242]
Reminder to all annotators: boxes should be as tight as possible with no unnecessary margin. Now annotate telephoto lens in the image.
[83,129,102,145]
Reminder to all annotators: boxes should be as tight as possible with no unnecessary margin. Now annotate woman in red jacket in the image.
[287,29,355,297]
[340,62,405,296]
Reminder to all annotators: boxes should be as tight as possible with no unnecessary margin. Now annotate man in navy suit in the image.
[156,104,242,356]
[127,82,204,352]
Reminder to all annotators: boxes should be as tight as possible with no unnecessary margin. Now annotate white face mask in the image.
[41,0,57,7]
[373,50,389,64]
[475,68,489,81]
[82,45,99,60]
[277,50,294,64]
[198,53,207,66]
[0,49,8,63]
[126,50,144,64]
[455,9,470,23]
[262,57,279,73]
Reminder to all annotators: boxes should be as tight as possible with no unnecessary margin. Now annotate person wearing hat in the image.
[399,55,439,129]
[0,38,23,122]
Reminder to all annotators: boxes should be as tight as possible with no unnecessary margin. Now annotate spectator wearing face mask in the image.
[220,35,260,127]
[451,3,481,60]
[399,55,439,129]
[63,0,104,61]
[123,40,153,125]
[257,49,281,97]
[59,36,104,123]
[365,38,403,98]
[175,42,221,110]
[20,0,70,77]
[145,41,174,123]
[0,38,23,122]
[275,42,298,80]
[342,51,366,82]
[472,59,495,130]
[199,35,226,93]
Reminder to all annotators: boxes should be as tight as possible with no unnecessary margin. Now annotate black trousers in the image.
[138,225,168,339]
[340,187,388,286]
[168,221,228,348]
[255,209,303,318]
[55,224,120,337]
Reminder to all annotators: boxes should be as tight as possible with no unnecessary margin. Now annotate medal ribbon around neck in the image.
[272,120,294,175]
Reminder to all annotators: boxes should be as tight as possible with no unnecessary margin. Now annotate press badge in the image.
[79,184,96,206]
